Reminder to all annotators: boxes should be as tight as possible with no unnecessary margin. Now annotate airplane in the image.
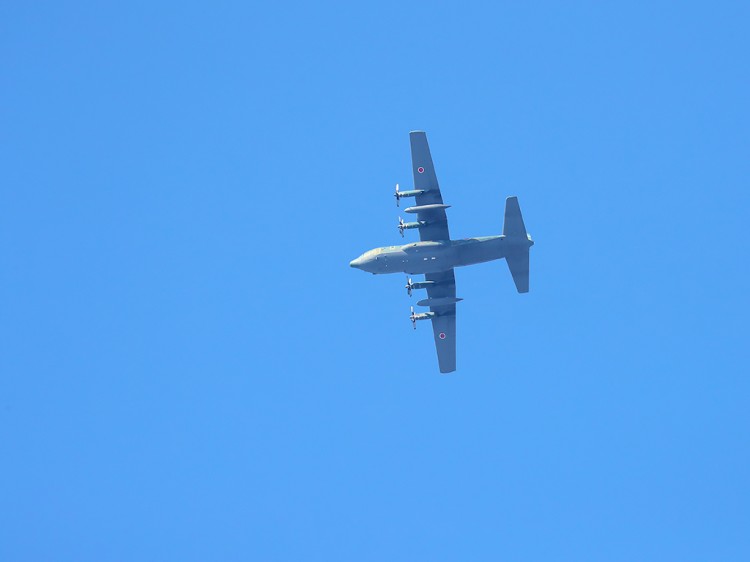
[349,131,534,374]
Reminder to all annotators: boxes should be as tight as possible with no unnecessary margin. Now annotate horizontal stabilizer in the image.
[505,249,529,293]
[502,196,531,293]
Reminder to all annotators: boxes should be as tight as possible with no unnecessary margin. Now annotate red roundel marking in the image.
[417,166,425,173]
[439,332,446,339]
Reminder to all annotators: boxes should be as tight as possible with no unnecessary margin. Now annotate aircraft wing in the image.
[423,269,457,373]
[410,131,451,242]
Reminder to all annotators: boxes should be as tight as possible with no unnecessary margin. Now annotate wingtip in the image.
[409,130,426,135]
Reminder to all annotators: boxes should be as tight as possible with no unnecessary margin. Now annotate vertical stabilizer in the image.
[503,196,527,238]
[502,197,532,293]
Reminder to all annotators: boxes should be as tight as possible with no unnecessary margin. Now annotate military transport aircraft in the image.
[349,131,534,373]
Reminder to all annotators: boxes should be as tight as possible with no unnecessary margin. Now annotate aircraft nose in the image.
[350,257,362,269]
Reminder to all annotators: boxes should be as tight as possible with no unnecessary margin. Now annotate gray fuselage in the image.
[350,235,533,275]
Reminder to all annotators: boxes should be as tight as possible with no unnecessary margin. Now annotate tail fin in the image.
[503,196,532,293]
[503,196,527,238]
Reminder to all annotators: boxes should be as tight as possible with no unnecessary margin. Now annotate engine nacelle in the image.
[394,183,424,207]
[397,189,424,199]
[400,221,422,230]
[406,277,435,296]
[397,217,427,237]
[409,306,435,329]
[412,312,434,321]
[409,280,434,291]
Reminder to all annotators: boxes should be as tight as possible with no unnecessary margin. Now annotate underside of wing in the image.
[424,269,457,373]
[409,131,450,242]
[429,313,456,373]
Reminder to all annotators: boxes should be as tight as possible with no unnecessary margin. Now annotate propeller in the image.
[394,183,401,207]
[410,306,417,330]
[397,217,406,237]
[405,276,413,297]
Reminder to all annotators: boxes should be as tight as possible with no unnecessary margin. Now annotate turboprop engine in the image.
[405,277,435,296]
[397,217,423,237]
[394,183,424,207]
[409,306,435,330]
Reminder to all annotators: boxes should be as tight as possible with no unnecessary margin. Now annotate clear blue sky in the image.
[2,1,748,560]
